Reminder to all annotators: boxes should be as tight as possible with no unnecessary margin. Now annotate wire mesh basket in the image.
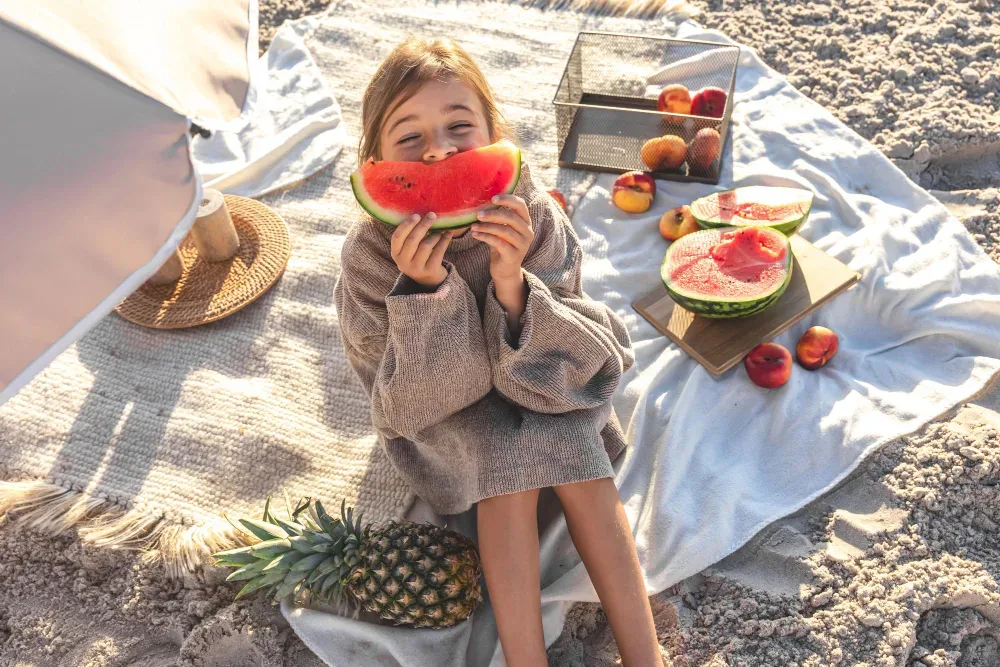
[553,32,740,184]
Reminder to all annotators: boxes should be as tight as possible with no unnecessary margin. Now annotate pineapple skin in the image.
[350,520,483,629]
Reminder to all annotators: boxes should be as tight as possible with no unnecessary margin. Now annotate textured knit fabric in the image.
[334,164,634,514]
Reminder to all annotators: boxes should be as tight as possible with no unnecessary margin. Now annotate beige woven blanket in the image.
[0,0,693,576]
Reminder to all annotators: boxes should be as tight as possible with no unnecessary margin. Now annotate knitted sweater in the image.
[333,164,634,515]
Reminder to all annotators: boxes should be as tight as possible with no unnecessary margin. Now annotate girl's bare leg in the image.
[477,488,548,666]
[553,478,662,667]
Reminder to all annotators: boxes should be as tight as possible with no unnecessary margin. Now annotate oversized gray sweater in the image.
[333,164,634,515]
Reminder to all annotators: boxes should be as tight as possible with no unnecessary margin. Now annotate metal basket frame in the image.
[553,32,740,185]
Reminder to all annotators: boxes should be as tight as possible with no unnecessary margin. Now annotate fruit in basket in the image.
[640,135,687,171]
[691,87,728,118]
[796,326,839,370]
[612,171,656,213]
[691,185,814,236]
[658,205,700,241]
[548,188,568,213]
[657,84,692,121]
[661,226,791,318]
[350,139,521,229]
[686,128,722,172]
[744,342,793,388]
[213,496,483,628]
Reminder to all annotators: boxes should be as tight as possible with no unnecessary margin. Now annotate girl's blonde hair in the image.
[359,37,511,164]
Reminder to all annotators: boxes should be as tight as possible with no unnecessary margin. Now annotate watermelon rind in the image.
[349,141,522,229]
[661,226,793,319]
[691,185,814,236]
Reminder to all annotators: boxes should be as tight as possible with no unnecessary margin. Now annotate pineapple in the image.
[212,495,483,629]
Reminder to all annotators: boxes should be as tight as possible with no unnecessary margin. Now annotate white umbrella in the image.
[0,0,258,406]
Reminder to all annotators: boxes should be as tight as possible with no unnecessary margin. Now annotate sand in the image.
[2,1,999,665]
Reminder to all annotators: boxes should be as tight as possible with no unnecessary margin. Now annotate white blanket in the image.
[280,17,1000,667]
[192,16,345,197]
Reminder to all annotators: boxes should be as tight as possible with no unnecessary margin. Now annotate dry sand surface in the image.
[2,1,998,665]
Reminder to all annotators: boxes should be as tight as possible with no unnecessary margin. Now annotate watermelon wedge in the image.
[350,140,522,229]
[662,226,792,318]
[690,185,814,236]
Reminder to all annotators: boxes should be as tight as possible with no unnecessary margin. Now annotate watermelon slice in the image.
[690,185,814,236]
[662,226,792,318]
[350,140,522,229]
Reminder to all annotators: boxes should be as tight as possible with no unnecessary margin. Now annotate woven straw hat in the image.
[116,195,290,329]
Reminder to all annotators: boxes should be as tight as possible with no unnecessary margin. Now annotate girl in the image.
[334,37,661,666]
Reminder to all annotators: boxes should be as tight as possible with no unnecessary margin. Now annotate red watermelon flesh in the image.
[712,190,807,224]
[691,185,814,236]
[664,227,790,305]
[350,140,522,229]
[709,226,786,282]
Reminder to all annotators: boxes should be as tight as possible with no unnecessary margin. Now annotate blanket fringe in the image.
[154,520,247,579]
[0,479,245,578]
[512,0,699,18]
[0,480,109,533]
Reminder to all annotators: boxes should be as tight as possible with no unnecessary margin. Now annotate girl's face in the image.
[379,79,492,163]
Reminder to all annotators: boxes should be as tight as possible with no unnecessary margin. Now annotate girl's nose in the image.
[423,136,458,163]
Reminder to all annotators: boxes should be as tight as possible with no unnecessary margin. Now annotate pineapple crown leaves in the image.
[213,493,485,629]
[212,493,367,607]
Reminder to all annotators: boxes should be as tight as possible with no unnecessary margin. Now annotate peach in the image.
[686,127,722,172]
[657,84,692,122]
[612,171,656,214]
[658,205,700,241]
[690,87,728,118]
[640,135,687,171]
[548,188,568,213]
[744,342,792,389]
[796,326,839,370]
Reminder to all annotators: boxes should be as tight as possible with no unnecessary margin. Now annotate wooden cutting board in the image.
[632,234,860,376]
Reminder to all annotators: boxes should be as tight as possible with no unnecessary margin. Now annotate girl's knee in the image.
[553,478,623,516]
[478,488,540,512]
[554,476,615,498]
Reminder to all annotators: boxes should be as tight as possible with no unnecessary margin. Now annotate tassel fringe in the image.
[0,479,245,578]
[154,519,247,579]
[510,0,699,19]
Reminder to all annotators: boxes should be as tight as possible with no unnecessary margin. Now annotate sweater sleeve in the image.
[482,185,634,414]
[334,227,492,441]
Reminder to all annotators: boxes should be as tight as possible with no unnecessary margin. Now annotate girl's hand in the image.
[390,213,454,289]
[471,194,534,287]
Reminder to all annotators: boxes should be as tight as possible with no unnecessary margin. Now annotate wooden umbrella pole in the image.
[146,248,184,285]
[191,188,240,262]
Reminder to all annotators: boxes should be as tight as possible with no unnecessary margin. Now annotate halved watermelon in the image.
[350,140,522,229]
[691,185,814,236]
[662,226,792,318]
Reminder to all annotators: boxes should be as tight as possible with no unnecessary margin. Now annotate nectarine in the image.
[796,326,839,370]
[640,135,687,171]
[612,171,656,214]
[687,127,722,172]
[548,188,568,213]
[657,84,692,123]
[659,205,700,241]
[744,342,792,388]
[691,87,728,118]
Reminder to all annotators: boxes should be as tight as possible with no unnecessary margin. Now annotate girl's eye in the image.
[398,135,420,145]
[450,123,472,131]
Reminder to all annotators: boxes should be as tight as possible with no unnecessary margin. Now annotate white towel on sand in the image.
[281,18,1000,667]
[191,16,345,197]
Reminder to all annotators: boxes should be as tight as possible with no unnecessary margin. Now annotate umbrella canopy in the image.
[0,0,257,406]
